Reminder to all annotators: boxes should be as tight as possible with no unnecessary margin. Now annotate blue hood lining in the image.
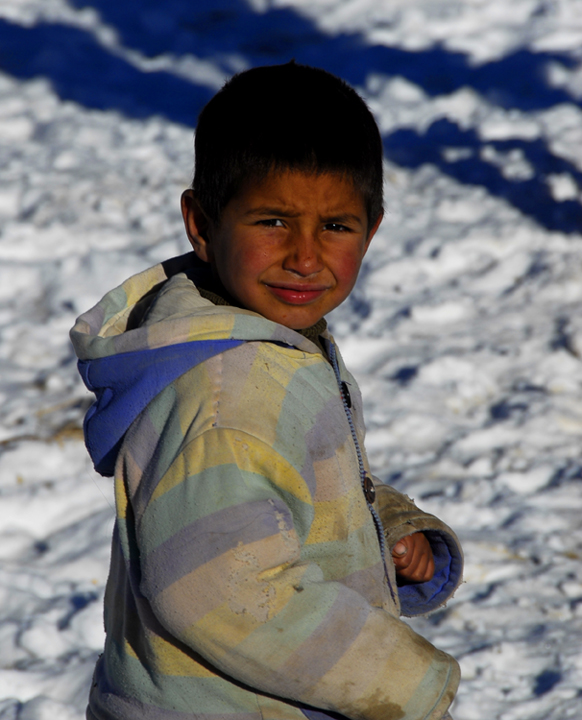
[79,338,244,476]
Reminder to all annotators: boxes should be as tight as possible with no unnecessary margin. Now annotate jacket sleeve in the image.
[139,427,459,720]
[374,481,464,617]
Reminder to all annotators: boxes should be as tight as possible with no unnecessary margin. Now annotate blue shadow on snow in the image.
[0,19,213,125]
[66,0,581,113]
[384,118,582,233]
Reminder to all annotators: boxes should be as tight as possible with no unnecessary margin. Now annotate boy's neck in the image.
[197,279,328,354]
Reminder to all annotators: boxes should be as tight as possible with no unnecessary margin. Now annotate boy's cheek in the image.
[219,235,273,276]
[333,253,366,290]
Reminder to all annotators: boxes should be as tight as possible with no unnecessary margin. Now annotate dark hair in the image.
[192,61,383,230]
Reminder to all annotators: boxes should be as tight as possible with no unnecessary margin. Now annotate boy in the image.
[71,62,463,720]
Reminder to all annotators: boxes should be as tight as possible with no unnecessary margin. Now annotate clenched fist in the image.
[392,532,434,583]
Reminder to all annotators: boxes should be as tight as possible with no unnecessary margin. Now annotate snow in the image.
[1,0,582,718]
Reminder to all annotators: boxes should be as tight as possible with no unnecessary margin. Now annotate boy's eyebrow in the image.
[321,213,365,226]
[243,206,300,218]
[244,207,365,225]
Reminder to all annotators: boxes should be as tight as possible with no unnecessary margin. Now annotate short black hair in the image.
[192,61,383,230]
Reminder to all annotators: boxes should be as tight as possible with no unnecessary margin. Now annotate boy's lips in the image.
[265,283,328,305]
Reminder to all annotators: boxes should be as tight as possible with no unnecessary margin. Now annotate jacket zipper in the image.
[327,342,397,603]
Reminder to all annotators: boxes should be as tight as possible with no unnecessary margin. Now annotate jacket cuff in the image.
[374,483,464,617]
[397,530,462,616]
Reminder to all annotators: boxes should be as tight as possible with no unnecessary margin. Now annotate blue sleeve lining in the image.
[300,707,349,720]
[397,530,463,617]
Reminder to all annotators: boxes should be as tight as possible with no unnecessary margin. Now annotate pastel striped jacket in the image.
[71,253,463,720]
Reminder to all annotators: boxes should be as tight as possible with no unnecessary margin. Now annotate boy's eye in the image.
[324,222,352,233]
[258,218,285,228]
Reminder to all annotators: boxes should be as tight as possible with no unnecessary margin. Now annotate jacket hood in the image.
[70,252,328,477]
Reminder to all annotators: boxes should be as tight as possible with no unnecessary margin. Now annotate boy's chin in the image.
[259,306,327,330]
[230,289,333,329]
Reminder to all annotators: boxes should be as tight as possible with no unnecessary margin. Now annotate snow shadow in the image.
[0,18,214,125]
[2,0,581,232]
[384,118,582,233]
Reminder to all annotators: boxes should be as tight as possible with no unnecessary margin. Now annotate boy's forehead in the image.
[232,169,366,210]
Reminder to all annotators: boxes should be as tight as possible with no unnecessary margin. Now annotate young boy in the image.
[71,62,463,720]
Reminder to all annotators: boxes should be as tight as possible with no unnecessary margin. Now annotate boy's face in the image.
[182,170,382,330]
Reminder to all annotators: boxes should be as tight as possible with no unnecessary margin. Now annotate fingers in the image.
[391,532,435,583]
[392,540,408,558]
[407,547,434,583]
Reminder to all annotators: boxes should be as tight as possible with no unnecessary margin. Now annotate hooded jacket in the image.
[70,253,463,720]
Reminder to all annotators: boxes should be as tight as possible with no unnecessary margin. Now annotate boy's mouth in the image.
[265,283,328,305]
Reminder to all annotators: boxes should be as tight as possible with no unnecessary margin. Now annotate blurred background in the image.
[0,2,582,719]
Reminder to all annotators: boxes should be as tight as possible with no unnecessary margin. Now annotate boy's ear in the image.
[364,210,383,252]
[181,190,213,264]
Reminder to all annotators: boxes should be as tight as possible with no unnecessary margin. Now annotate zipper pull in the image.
[363,474,375,504]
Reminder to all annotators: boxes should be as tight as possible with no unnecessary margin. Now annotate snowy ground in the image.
[1,1,582,718]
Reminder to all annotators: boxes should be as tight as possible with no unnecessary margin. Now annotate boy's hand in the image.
[392,532,434,583]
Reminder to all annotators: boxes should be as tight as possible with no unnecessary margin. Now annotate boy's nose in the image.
[283,232,323,276]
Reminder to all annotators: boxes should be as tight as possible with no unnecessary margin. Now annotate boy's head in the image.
[181,62,384,330]
[191,61,383,229]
